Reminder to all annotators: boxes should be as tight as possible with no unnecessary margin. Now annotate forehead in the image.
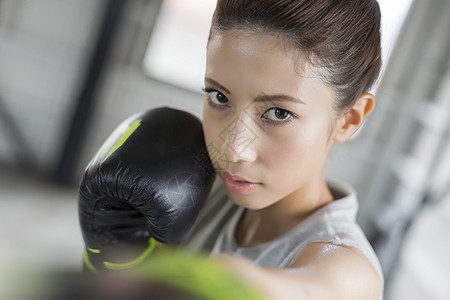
[205,30,334,104]
[207,30,305,73]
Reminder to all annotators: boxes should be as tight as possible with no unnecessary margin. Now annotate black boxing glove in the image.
[78,107,215,273]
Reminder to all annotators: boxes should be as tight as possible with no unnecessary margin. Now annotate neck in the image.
[235,175,333,248]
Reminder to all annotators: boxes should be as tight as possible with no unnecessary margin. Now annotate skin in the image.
[203,30,381,299]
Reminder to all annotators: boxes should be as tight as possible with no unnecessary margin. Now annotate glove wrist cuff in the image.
[84,238,158,273]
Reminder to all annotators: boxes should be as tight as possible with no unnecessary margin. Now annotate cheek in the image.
[202,106,227,165]
[261,120,331,174]
[202,103,217,144]
[262,138,306,172]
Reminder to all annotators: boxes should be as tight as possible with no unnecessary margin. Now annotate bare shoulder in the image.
[289,242,383,300]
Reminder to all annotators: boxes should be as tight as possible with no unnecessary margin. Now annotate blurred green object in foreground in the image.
[134,250,265,300]
[13,249,265,300]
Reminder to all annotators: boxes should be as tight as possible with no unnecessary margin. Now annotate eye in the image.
[210,91,228,105]
[202,88,228,107]
[263,107,296,123]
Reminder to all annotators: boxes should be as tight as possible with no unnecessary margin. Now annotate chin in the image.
[228,193,271,210]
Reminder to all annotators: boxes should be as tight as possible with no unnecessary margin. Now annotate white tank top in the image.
[180,178,384,298]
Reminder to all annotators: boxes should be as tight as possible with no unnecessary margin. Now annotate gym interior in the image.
[0,0,449,299]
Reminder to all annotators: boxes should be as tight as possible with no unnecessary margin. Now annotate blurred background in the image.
[0,0,449,299]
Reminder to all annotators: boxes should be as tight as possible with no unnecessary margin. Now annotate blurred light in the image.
[378,0,415,70]
[143,0,414,92]
[143,0,216,93]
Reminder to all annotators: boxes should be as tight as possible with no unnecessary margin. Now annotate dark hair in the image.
[210,0,382,112]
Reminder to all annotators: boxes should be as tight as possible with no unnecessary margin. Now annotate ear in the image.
[333,93,375,143]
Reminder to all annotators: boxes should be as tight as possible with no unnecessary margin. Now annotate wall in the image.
[0,0,105,173]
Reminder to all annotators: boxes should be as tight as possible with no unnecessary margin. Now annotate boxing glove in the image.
[78,107,215,273]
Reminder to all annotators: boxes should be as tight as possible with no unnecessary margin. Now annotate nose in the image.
[221,115,258,163]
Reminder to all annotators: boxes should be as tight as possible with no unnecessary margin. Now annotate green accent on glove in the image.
[87,247,101,254]
[89,118,142,166]
[83,247,98,274]
[103,119,142,162]
[103,238,158,270]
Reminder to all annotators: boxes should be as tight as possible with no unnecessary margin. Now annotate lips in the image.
[222,171,260,194]
[226,173,256,183]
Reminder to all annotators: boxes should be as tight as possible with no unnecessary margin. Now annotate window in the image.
[143,0,414,92]
[378,0,415,68]
[143,0,216,92]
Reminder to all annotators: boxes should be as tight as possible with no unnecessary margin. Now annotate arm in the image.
[216,242,382,300]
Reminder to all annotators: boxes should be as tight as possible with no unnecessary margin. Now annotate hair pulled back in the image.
[211,0,382,112]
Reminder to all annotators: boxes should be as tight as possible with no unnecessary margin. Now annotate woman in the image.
[180,0,384,299]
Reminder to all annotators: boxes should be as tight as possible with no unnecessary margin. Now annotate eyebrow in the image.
[204,77,304,104]
[205,78,231,95]
[253,93,305,104]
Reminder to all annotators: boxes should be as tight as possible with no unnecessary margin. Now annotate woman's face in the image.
[203,31,338,210]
